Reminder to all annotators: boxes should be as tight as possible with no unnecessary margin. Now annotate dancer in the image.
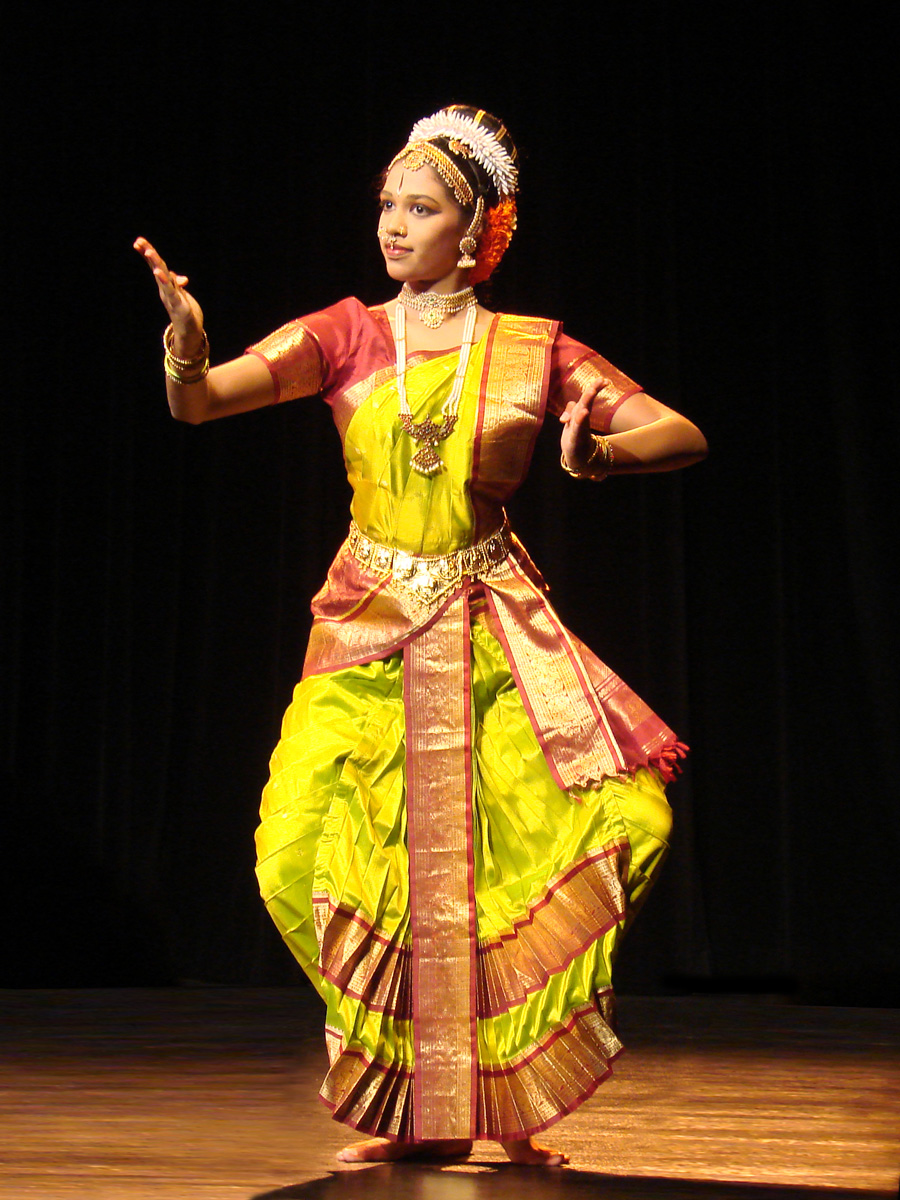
[135,105,706,1166]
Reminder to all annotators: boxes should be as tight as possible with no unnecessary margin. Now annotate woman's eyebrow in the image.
[379,190,439,204]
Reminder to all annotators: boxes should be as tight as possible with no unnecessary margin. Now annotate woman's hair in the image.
[388,105,519,284]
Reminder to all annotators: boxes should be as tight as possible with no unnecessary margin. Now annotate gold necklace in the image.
[395,301,478,476]
[398,283,476,329]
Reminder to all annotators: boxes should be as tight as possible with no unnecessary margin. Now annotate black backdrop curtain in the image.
[4,3,897,1001]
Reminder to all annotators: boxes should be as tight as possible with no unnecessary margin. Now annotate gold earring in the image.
[457,197,484,269]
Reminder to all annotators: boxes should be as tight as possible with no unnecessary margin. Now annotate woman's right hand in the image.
[133,236,205,353]
[133,235,276,422]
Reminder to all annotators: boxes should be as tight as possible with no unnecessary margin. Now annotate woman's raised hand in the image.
[133,237,205,352]
[559,379,603,472]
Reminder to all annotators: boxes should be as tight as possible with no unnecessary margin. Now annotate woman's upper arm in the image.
[608,390,709,467]
[608,390,680,432]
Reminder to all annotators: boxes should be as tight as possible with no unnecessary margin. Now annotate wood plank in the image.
[1,991,897,1199]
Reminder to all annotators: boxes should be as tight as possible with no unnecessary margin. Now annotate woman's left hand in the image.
[559,380,603,472]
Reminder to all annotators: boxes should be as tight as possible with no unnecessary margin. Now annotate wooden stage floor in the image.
[1,990,897,1199]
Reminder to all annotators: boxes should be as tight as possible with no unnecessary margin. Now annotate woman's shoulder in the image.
[290,296,390,349]
[304,295,382,330]
[246,298,392,400]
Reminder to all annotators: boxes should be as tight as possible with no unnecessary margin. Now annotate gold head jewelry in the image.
[407,108,518,200]
[389,141,474,209]
[387,107,520,285]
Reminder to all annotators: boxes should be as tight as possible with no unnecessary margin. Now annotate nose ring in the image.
[379,225,406,251]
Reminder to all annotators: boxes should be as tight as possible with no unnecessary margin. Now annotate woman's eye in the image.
[380,199,394,211]
[412,204,432,216]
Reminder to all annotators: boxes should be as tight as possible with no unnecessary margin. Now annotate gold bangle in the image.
[163,323,209,367]
[164,358,209,384]
[561,434,614,480]
[163,323,209,383]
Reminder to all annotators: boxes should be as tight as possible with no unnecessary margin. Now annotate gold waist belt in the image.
[347,519,512,605]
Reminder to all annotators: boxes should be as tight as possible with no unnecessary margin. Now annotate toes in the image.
[336,1138,392,1162]
[502,1137,568,1166]
[542,1151,569,1166]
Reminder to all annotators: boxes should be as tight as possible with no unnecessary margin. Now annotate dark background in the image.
[3,3,897,1003]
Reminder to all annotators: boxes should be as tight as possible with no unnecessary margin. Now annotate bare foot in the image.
[501,1136,569,1166]
[336,1137,473,1163]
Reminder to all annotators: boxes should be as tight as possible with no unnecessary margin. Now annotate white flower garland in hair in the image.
[408,110,518,199]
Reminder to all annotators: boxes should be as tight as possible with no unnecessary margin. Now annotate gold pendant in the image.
[421,309,444,330]
[400,413,458,476]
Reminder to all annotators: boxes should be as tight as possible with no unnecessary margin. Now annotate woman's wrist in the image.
[561,434,615,481]
[169,323,207,360]
[164,323,209,385]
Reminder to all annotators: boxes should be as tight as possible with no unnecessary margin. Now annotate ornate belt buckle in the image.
[392,551,417,581]
[409,561,442,603]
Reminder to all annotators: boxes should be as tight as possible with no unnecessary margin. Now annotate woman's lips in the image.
[384,245,411,258]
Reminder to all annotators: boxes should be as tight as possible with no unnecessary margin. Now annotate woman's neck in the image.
[383,300,494,354]
[402,270,471,296]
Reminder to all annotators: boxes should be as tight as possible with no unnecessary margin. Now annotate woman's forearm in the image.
[167,355,277,423]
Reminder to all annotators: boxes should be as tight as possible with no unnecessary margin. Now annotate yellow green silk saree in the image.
[250,299,682,1141]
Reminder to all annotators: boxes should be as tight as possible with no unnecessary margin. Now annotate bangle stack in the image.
[561,434,615,481]
[163,323,209,384]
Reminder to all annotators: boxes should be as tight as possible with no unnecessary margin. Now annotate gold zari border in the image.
[319,994,622,1141]
[404,592,477,1138]
[246,320,324,402]
[312,845,628,1022]
[478,846,627,1017]
[313,894,412,1017]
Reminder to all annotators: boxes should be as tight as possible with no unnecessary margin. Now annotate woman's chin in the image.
[383,256,416,283]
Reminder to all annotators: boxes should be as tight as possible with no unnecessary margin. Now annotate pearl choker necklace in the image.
[398,283,476,329]
[395,299,478,476]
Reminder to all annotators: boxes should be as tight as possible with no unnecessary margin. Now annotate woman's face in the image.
[378,161,470,289]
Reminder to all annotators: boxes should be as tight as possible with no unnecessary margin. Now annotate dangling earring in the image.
[457,197,484,269]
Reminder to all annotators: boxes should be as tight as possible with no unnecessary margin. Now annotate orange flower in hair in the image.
[471,198,518,285]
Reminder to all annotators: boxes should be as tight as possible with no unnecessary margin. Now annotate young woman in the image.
[135,105,706,1167]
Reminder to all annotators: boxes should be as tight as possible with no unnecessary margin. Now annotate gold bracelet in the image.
[163,323,209,365]
[163,323,210,383]
[561,434,614,480]
[164,358,210,384]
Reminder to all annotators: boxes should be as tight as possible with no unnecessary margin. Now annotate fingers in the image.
[135,236,205,337]
[559,380,603,425]
[134,237,188,289]
[134,236,165,272]
[560,380,604,469]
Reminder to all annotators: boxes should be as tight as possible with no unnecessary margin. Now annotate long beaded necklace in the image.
[395,299,478,477]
